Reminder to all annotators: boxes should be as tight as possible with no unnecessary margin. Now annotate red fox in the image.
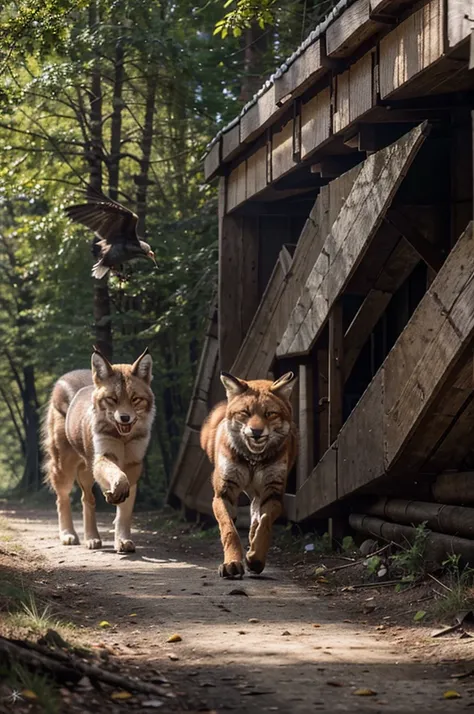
[201,371,297,577]
[43,348,155,553]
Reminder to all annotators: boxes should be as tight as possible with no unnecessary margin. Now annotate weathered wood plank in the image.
[297,364,314,490]
[385,209,445,271]
[344,238,420,380]
[300,87,331,159]
[379,0,444,99]
[277,123,429,358]
[385,222,474,465]
[226,160,247,212]
[246,145,267,198]
[295,447,338,521]
[204,141,221,181]
[240,84,289,145]
[349,51,374,123]
[326,0,380,58]
[222,123,241,161]
[328,302,344,445]
[275,39,325,105]
[333,70,350,134]
[272,118,295,180]
[317,348,329,458]
[338,371,385,498]
[447,0,472,49]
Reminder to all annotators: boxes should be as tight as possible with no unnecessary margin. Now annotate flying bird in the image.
[64,191,157,279]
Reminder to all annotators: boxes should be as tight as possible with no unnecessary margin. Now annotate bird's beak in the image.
[147,250,158,269]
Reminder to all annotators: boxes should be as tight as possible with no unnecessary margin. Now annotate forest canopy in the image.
[0,0,331,503]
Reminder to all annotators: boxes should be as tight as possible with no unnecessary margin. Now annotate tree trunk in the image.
[135,73,157,232]
[88,0,113,360]
[108,39,125,202]
[239,23,269,103]
[22,365,40,491]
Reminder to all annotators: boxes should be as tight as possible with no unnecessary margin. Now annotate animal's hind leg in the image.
[48,450,80,546]
[76,466,102,550]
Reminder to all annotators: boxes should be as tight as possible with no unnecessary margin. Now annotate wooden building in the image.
[169,0,474,541]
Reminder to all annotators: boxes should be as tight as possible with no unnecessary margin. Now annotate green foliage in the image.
[366,555,382,576]
[390,522,429,580]
[433,554,474,621]
[214,0,277,37]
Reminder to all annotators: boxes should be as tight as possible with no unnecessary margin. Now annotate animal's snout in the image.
[120,414,131,423]
[251,428,264,439]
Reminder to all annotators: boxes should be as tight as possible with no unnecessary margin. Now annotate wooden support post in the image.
[328,302,344,445]
[296,363,314,490]
[316,348,329,457]
[218,176,259,371]
[385,209,445,272]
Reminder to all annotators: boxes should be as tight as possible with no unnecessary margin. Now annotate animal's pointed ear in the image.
[91,347,114,383]
[270,372,296,400]
[220,372,248,400]
[131,348,153,384]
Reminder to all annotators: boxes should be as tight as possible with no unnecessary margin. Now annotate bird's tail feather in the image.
[91,261,110,280]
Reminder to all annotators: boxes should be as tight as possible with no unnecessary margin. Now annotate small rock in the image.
[77,676,93,690]
[228,588,248,596]
[359,539,379,556]
[281,631,291,636]
[248,618,260,624]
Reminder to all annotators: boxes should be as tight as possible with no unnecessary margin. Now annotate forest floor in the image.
[1,500,474,713]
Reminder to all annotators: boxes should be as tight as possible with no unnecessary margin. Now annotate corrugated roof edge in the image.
[202,0,354,161]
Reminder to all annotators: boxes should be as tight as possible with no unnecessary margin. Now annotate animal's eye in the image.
[105,397,117,406]
[237,410,250,418]
[265,411,278,418]
[132,397,143,406]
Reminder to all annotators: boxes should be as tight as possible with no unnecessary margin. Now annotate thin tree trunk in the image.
[108,39,124,202]
[135,73,157,232]
[88,0,113,359]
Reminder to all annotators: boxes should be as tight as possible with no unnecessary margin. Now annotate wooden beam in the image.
[326,0,381,58]
[385,209,445,271]
[218,189,259,371]
[203,140,221,182]
[316,348,329,458]
[274,39,325,105]
[329,302,344,445]
[277,123,429,358]
[296,363,314,490]
[310,154,362,178]
[344,237,421,381]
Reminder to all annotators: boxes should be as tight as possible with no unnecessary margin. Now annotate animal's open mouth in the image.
[115,420,136,436]
[246,436,269,453]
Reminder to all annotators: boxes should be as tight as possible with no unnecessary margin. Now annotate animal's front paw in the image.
[104,477,130,505]
[218,561,245,579]
[115,538,135,553]
[85,538,102,550]
[245,551,265,574]
[60,531,79,546]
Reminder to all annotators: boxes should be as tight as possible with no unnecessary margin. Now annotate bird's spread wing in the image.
[65,194,140,246]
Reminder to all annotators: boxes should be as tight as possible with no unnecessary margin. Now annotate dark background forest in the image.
[0,0,330,504]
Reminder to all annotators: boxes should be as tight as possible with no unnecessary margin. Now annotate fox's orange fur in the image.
[43,349,155,553]
[201,372,297,577]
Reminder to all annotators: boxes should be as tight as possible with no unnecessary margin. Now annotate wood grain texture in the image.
[277,124,428,358]
[326,0,379,58]
[246,145,267,198]
[300,87,331,159]
[222,123,240,161]
[379,0,444,99]
[297,364,314,490]
[447,0,472,49]
[275,39,325,104]
[204,141,220,181]
[295,447,338,521]
[272,118,295,180]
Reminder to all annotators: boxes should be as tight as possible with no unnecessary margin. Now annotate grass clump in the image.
[433,554,474,622]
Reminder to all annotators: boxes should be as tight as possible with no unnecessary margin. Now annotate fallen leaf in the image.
[443,691,461,699]
[353,688,377,696]
[168,654,179,661]
[21,690,38,700]
[111,691,133,700]
[129,613,137,617]
[314,566,327,575]
[317,576,329,583]
[326,681,344,687]
[313,623,322,628]
[248,618,260,624]
[99,620,111,628]
[167,634,182,643]
[414,610,426,622]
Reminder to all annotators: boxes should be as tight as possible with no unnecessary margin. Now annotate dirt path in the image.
[2,505,474,712]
